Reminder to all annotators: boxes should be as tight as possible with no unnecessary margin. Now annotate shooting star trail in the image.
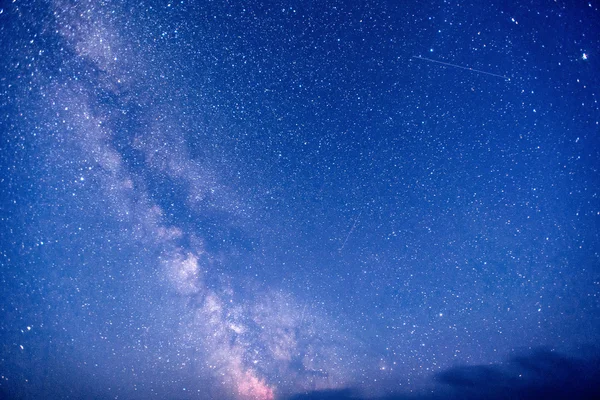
[412,55,511,81]
[339,211,362,252]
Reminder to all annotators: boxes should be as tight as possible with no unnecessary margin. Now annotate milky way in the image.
[1,1,600,399]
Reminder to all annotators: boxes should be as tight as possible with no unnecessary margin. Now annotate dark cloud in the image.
[287,388,358,400]
[436,348,600,400]
[289,348,600,400]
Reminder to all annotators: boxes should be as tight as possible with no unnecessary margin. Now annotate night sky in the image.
[1,1,600,399]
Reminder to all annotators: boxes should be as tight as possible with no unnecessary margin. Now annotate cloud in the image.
[436,347,600,400]
[289,347,600,400]
[287,388,357,400]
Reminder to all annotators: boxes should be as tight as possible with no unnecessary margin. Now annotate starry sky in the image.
[1,1,600,399]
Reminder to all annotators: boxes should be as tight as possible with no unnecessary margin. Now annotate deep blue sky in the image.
[1,1,599,399]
